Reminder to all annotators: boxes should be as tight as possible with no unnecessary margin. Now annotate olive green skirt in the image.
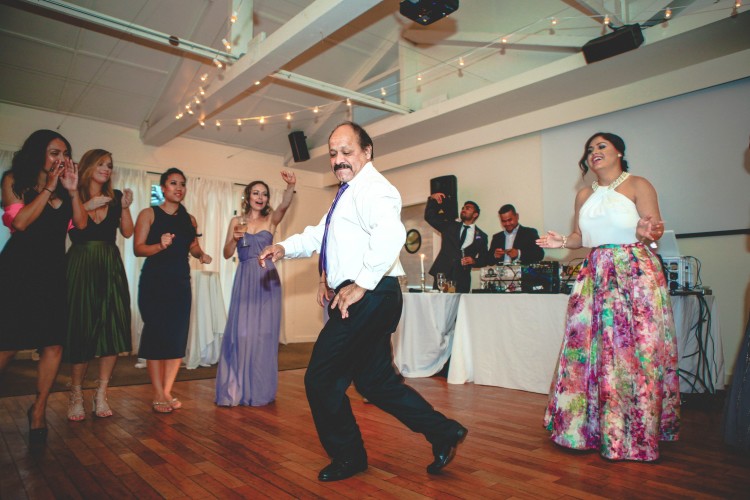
[64,241,132,363]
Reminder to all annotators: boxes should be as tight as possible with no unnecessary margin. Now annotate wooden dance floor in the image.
[1,369,748,498]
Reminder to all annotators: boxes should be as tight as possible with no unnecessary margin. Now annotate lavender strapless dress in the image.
[215,230,281,406]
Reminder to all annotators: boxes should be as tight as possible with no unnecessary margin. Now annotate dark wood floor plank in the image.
[1,369,749,498]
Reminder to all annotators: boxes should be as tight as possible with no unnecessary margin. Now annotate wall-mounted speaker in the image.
[582,24,644,64]
[430,175,458,220]
[288,131,310,162]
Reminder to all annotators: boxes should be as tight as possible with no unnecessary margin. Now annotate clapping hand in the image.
[159,232,174,250]
[199,253,212,264]
[59,158,79,192]
[121,188,133,209]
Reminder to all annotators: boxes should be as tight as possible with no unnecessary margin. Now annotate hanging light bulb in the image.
[200,73,208,82]
[604,15,610,26]
[187,107,194,115]
[732,1,741,17]
[222,38,231,51]
[213,58,223,69]
[199,119,205,128]
[199,87,205,96]
[313,106,319,113]
[176,112,183,119]
[417,73,422,82]
[286,113,292,121]
[236,119,242,132]
[230,11,238,23]
[458,56,464,67]
[346,98,352,107]
[254,80,261,86]
[215,120,221,130]
[259,116,265,124]
[665,7,672,19]
[380,87,387,97]
[193,96,201,104]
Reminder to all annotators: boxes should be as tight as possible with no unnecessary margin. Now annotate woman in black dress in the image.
[0,130,86,445]
[134,168,211,413]
[64,149,134,421]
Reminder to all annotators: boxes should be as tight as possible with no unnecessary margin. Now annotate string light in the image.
[230,11,238,24]
[199,119,205,128]
[222,38,231,51]
[178,4,743,132]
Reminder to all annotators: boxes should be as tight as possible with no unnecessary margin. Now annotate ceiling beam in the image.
[141,0,384,147]
[15,0,237,63]
[271,70,412,115]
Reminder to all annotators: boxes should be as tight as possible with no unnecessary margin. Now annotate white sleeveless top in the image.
[579,173,639,248]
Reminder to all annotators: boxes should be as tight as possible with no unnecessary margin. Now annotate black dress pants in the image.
[304,277,458,461]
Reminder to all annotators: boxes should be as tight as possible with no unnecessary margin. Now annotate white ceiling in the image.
[1,0,748,174]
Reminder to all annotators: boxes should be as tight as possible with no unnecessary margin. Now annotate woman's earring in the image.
[617,153,623,157]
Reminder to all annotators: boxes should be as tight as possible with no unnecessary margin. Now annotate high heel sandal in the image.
[67,385,86,422]
[27,405,48,446]
[93,381,113,418]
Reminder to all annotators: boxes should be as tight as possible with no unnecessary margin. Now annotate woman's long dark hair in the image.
[578,132,629,176]
[10,130,72,197]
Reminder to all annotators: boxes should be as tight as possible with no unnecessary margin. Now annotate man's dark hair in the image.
[498,204,516,215]
[464,201,480,214]
[330,121,374,159]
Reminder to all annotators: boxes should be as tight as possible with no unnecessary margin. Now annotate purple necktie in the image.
[319,182,349,275]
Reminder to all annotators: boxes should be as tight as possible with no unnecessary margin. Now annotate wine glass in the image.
[235,215,248,247]
[436,273,446,292]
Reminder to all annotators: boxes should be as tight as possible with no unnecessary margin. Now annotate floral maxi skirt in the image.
[544,243,680,461]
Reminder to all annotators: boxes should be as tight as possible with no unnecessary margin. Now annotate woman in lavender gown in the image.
[215,171,296,406]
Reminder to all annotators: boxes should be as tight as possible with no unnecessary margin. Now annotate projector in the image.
[400,0,459,26]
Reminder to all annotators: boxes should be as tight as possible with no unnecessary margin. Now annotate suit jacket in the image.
[424,197,489,293]
[486,225,544,266]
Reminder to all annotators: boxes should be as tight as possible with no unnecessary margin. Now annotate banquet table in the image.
[392,292,461,377]
[446,293,724,394]
[185,270,227,369]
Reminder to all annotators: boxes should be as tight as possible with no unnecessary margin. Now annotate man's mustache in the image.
[333,163,352,172]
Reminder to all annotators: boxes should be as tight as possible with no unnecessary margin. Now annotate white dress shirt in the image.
[460,224,475,251]
[278,162,406,290]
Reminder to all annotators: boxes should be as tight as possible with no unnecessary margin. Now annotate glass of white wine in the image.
[235,215,248,247]
[436,273,446,293]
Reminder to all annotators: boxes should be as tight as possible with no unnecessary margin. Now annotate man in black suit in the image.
[486,204,544,266]
[425,193,488,293]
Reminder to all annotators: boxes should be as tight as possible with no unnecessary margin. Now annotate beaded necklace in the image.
[592,171,629,191]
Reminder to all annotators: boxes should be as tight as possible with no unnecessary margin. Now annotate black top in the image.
[141,204,196,280]
[69,189,123,245]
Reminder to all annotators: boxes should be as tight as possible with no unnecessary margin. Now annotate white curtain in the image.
[112,166,151,353]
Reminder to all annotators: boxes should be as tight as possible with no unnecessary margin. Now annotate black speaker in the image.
[288,131,310,162]
[582,24,644,64]
[430,175,458,220]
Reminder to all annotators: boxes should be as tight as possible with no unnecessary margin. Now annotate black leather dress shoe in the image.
[427,425,468,475]
[318,458,368,482]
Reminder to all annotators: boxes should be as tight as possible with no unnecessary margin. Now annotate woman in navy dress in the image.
[64,149,134,421]
[0,130,86,445]
[134,168,211,413]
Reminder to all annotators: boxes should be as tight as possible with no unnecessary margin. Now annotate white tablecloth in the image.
[392,292,462,377]
[447,293,724,394]
[447,294,568,393]
[185,270,227,369]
